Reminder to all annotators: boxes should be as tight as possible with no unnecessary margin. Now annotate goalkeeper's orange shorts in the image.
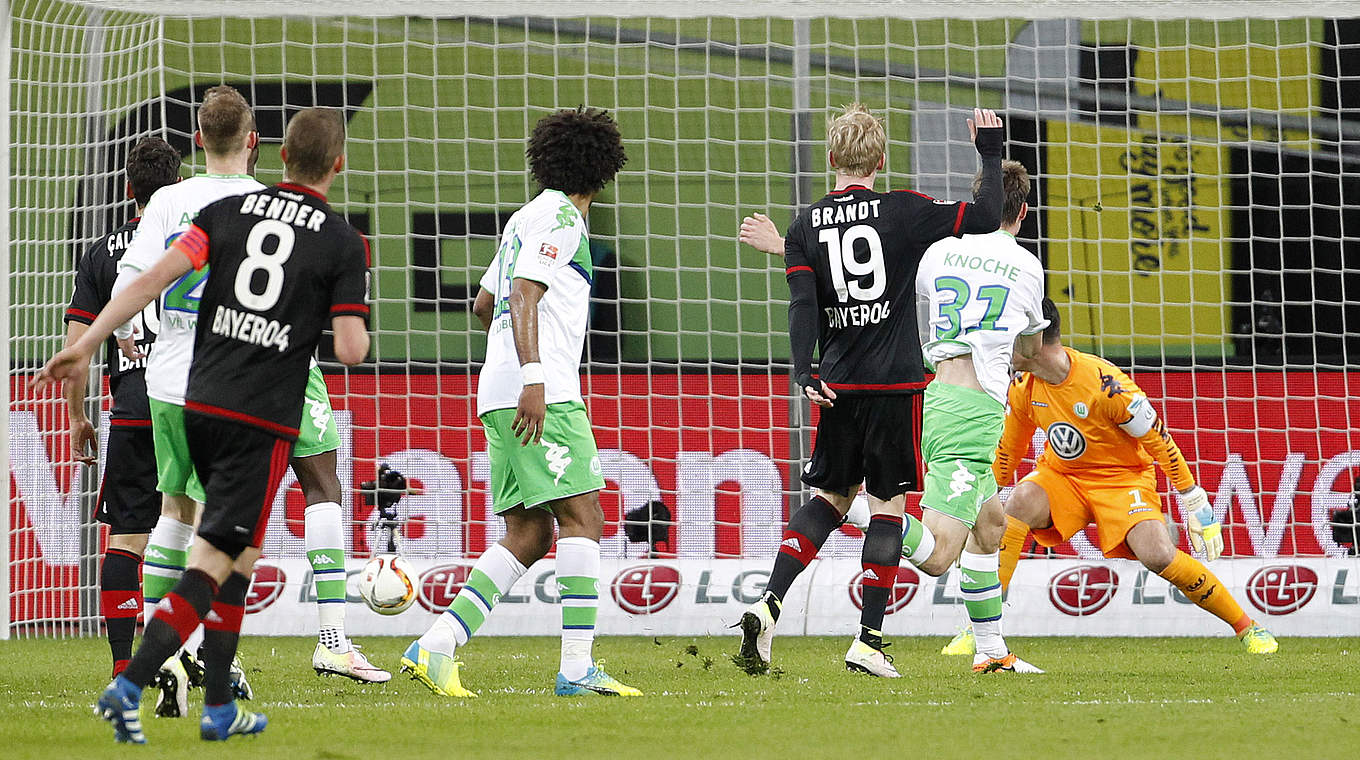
[1019,465,1165,559]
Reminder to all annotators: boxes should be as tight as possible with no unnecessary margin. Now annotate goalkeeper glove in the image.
[1181,485,1223,561]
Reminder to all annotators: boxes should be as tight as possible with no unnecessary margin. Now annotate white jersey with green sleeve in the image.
[476,189,594,418]
[115,174,264,405]
[915,229,1047,405]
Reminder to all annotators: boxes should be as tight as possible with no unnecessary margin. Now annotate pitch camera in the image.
[624,499,673,556]
[1330,475,1360,556]
[360,463,411,520]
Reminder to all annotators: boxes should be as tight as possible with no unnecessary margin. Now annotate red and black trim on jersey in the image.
[277,182,327,202]
[64,307,99,324]
[184,400,300,440]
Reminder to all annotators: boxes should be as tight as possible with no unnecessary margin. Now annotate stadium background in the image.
[6,4,1360,635]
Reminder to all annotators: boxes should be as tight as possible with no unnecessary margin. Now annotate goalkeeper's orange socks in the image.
[766,495,842,621]
[998,515,1029,592]
[1158,550,1252,635]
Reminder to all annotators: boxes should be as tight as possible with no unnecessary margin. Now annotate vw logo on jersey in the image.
[1046,422,1087,460]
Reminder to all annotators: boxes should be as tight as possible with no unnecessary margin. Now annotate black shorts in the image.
[95,421,160,534]
[184,410,292,558]
[801,393,924,501]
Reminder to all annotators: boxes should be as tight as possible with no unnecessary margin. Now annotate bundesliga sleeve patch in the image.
[537,242,559,265]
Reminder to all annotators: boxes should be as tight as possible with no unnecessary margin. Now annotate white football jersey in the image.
[915,229,1047,405]
[117,174,265,405]
[476,189,594,417]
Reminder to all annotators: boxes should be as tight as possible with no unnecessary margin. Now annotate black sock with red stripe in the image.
[100,548,143,677]
[122,569,218,689]
[858,513,904,648]
[766,496,843,620]
[201,572,249,706]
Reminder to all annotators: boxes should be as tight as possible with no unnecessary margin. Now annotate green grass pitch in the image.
[3,635,1358,759]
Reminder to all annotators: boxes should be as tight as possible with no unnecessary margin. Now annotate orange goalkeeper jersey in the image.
[993,347,1196,491]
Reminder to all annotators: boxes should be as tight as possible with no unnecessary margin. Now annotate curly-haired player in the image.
[401,107,639,698]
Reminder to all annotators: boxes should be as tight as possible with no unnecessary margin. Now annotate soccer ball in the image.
[357,554,417,615]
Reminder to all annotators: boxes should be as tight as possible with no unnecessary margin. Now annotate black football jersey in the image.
[784,184,997,394]
[182,183,369,439]
[64,219,154,420]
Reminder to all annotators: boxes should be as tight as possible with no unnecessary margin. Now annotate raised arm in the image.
[959,108,1005,234]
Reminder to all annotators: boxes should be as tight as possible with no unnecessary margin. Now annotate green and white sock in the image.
[143,515,193,622]
[900,513,937,567]
[305,501,349,653]
[418,544,527,657]
[960,550,1006,658]
[556,536,600,681]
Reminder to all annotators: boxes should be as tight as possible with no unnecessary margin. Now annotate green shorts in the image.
[149,398,206,503]
[292,364,340,458]
[481,400,605,513]
[919,382,1004,528]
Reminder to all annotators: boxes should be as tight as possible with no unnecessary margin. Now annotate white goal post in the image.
[5,0,1360,639]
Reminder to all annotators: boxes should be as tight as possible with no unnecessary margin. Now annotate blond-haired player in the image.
[942,299,1278,656]
[735,104,1007,677]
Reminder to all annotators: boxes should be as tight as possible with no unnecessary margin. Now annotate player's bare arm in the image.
[331,315,369,366]
[739,212,785,256]
[61,320,98,465]
[33,250,192,391]
[509,276,548,445]
[471,286,495,332]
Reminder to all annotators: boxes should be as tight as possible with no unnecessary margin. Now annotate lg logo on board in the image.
[1246,565,1318,615]
[1048,565,1118,616]
[611,564,682,614]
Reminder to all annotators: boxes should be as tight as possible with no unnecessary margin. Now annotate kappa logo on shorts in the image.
[947,460,976,502]
[543,440,573,485]
[1046,422,1087,460]
[306,395,331,434]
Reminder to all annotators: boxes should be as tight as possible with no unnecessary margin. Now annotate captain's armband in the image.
[1118,394,1157,437]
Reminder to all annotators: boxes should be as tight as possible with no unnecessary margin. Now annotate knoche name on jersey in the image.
[211,305,291,352]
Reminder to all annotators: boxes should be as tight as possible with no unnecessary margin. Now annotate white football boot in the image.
[734,591,779,673]
[313,641,393,683]
[845,638,901,678]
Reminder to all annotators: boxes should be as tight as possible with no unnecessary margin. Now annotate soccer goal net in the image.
[5,1,1359,638]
